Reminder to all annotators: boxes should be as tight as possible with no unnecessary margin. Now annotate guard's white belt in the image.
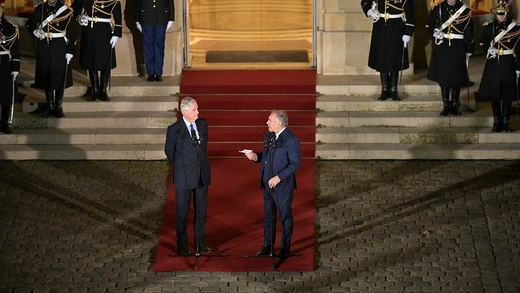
[380,12,404,19]
[499,49,514,55]
[87,17,112,23]
[42,32,66,39]
[0,51,10,56]
[441,33,464,40]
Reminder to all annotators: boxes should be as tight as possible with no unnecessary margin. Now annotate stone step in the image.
[316,143,520,160]
[317,127,520,144]
[317,95,449,112]
[21,96,178,113]
[12,111,175,129]
[316,109,495,128]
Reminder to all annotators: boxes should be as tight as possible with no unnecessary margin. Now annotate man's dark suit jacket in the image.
[257,128,300,193]
[165,118,211,189]
[135,0,175,26]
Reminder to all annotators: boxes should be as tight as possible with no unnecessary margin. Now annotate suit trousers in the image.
[175,186,208,247]
[142,25,167,76]
[262,185,294,250]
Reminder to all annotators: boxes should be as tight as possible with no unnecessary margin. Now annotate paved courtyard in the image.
[0,160,519,292]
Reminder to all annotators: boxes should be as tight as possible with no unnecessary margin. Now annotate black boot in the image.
[98,70,110,101]
[377,72,390,101]
[42,90,55,118]
[88,70,99,101]
[440,87,450,116]
[491,101,502,132]
[55,89,65,118]
[502,101,512,132]
[450,87,462,116]
[1,104,12,134]
[389,72,400,101]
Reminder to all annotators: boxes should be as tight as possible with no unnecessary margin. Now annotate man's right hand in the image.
[367,9,379,20]
[245,152,257,161]
[136,22,142,33]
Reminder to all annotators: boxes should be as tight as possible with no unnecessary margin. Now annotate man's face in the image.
[266,113,282,133]
[182,102,199,123]
[497,14,507,22]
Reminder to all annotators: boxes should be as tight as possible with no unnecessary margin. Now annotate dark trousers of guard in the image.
[87,70,111,101]
[378,72,400,101]
[1,104,12,134]
[439,87,462,116]
[42,89,65,118]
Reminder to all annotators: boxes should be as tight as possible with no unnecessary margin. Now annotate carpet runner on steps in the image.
[154,69,316,271]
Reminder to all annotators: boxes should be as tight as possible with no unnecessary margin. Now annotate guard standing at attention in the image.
[361,0,415,101]
[0,0,20,133]
[26,0,76,118]
[478,0,520,132]
[135,0,174,82]
[72,0,122,102]
[426,0,473,116]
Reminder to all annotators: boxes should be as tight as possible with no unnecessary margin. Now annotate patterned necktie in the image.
[190,124,199,145]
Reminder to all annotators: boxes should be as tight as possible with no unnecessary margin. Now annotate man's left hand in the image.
[268,176,281,189]
[167,21,173,31]
[11,71,19,80]
[402,35,410,48]
[110,36,119,48]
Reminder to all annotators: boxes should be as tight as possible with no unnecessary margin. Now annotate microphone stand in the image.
[245,132,278,270]
[171,131,226,270]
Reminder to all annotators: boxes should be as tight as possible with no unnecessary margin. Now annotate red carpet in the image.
[154,69,316,271]
[153,158,315,272]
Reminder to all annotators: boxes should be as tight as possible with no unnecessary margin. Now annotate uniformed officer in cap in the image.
[361,0,415,101]
[26,0,76,118]
[478,0,520,132]
[72,0,122,101]
[426,0,473,116]
[0,0,20,134]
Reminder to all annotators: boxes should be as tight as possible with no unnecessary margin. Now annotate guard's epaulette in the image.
[7,20,19,29]
[34,2,44,8]
[483,20,492,27]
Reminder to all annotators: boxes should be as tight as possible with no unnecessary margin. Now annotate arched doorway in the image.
[182,0,315,69]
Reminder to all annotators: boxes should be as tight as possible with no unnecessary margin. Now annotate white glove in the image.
[136,22,142,33]
[77,14,89,26]
[516,70,520,77]
[110,36,119,48]
[487,47,498,59]
[65,53,73,64]
[367,9,379,20]
[33,29,43,39]
[466,53,472,57]
[166,21,173,31]
[402,35,410,48]
[11,71,19,80]
[433,28,442,39]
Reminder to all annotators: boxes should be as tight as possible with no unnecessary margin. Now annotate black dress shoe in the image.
[197,244,212,253]
[277,248,291,260]
[147,75,155,82]
[155,75,163,82]
[256,244,273,256]
[1,122,12,134]
[98,91,110,101]
[178,246,192,256]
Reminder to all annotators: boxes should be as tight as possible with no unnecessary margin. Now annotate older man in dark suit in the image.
[165,97,211,256]
[136,0,174,82]
[245,110,301,260]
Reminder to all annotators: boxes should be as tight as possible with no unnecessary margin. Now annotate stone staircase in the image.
[2,56,520,160]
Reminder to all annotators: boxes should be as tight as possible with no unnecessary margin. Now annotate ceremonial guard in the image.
[0,0,20,134]
[72,0,122,101]
[478,0,520,133]
[26,0,76,118]
[361,0,415,101]
[426,0,473,116]
[135,0,174,82]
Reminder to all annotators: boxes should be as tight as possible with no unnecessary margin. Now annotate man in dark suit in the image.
[165,97,211,256]
[135,0,174,82]
[245,110,301,259]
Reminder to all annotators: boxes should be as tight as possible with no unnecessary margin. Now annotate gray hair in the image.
[272,110,288,127]
[180,97,197,113]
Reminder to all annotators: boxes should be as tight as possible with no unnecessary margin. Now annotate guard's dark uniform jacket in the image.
[0,16,20,104]
[71,0,122,71]
[26,1,76,90]
[478,19,520,102]
[135,0,174,26]
[426,0,473,88]
[361,0,415,73]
